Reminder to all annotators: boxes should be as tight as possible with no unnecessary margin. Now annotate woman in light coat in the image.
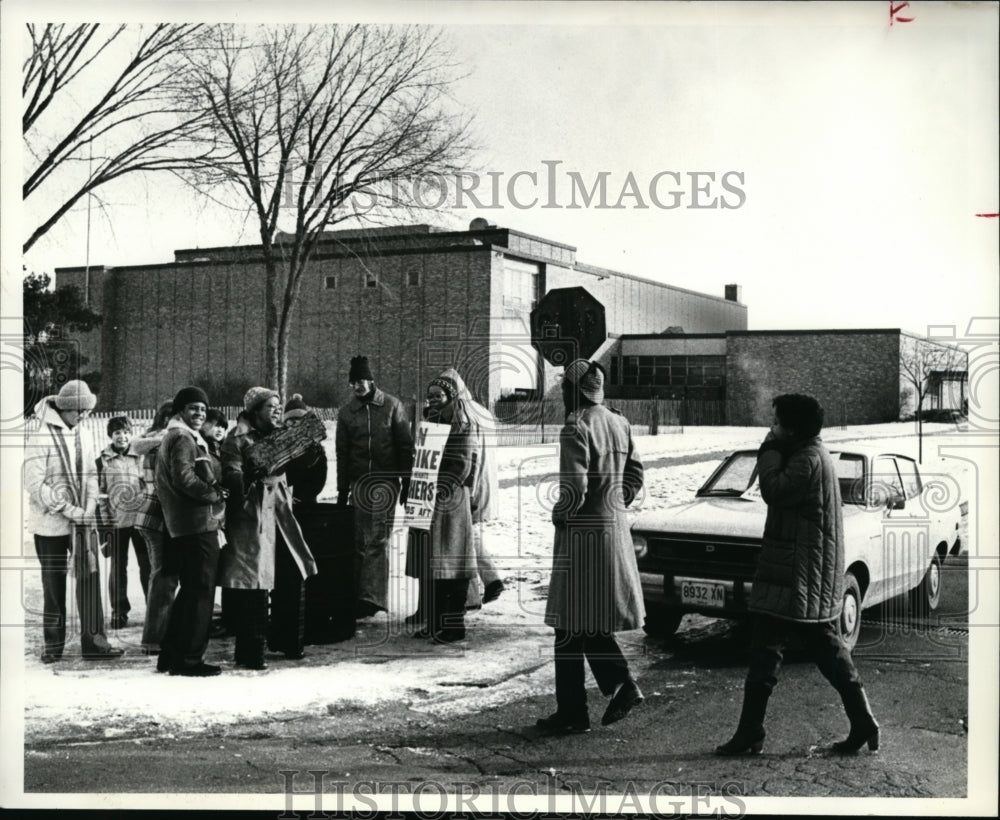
[405,375,477,643]
[218,387,317,669]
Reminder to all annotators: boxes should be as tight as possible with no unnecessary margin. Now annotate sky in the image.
[3,1,998,339]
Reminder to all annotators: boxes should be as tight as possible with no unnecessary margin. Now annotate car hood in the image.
[632,497,865,540]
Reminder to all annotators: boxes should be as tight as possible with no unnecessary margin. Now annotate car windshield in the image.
[698,452,758,496]
[699,450,868,506]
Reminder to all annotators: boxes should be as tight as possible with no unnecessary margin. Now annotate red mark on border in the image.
[890,1,915,25]
[975,213,999,218]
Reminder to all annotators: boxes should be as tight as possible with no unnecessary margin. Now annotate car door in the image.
[871,455,929,601]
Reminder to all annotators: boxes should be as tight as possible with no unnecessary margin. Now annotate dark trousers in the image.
[229,588,269,664]
[34,534,111,658]
[746,614,861,694]
[161,531,220,669]
[140,528,179,651]
[553,629,631,715]
[108,526,151,621]
[268,541,306,655]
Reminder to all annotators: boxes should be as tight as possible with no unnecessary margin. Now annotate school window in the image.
[325,275,337,289]
[616,355,725,388]
[365,272,378,288]
[406,269,421,286]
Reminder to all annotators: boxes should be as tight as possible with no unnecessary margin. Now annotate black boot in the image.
[433,580,467,644]
[715,681,770,755]
[414,579,444,639]
[406,576,431,626]
[832,683,880,753]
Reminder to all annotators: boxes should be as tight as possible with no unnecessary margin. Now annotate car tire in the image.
[839,572,862,652]
[642,607,684,639]
[909,552,942,617]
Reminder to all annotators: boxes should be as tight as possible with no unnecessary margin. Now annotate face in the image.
[426,385,449,410]
[181,402,207,431]
[210,424,227,443]
[253,397,281,432]
[771,413,794,440]
[111,428,132,450]
[60,408,90,429]
[351,379,374,398]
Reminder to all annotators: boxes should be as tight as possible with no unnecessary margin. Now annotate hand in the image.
[399,477,410,502]
[100,539,112,558]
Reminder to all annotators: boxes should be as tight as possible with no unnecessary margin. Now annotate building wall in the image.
[725,330,902,426]
[545,265,746,336]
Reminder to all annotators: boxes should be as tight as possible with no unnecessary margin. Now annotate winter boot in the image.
[832,683,880,753]
[414,580,445,639]
[715,680,770,755]
[433,580,467,644]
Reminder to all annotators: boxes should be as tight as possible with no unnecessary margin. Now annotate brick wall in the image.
[726,331,901,426]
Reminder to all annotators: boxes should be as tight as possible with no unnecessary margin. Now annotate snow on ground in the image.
[14,421,971,740]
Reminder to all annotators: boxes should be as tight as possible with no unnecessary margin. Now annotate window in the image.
[501,258,540,311]
[406,269,420,287]
[325,275,337,289]
[365,272,378,289]
[895,457,922,499]
[871,456,905,507]
[615,355,726,388]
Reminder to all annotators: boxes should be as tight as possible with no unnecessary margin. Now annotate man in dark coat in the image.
[716,393,880,756]
[335,356,414,619]
[538,359,645,734]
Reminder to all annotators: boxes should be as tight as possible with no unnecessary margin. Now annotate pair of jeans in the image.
[107,526,151,622]
[140,528,178,651]
[746,614,862,694]
[553,629,631,715]
[161,531,220,669]
[33,534,112,658]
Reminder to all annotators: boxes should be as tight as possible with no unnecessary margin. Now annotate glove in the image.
[100,538,112,558]
[400,477,410,502]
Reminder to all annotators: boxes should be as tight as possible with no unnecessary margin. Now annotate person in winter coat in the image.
[437,369,505,615]
[404,375,478,643]
[716,393,880,756]
[155,386,226,677]
[335,355,414,619]
[24,380,124,662]
[282,394,328,505]
[132,401,177,656]
[538,360,645,734]
[218,387,318,669]
[96,415,148,630]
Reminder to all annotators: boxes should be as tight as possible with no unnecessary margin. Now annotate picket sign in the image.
[402,420,451,530]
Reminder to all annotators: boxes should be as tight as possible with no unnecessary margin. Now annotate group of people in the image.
[27,357,879,753]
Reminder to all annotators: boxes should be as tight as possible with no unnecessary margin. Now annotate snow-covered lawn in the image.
[11,421,972,741]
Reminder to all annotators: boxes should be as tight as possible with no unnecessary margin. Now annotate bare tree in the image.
[898,333,968,460]
[22,23,218,253]
[182,24,473,396]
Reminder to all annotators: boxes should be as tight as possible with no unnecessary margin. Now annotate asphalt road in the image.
[23,557,970,804]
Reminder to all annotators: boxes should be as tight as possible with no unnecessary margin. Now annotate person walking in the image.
[404,375,478,643]
[95,415,148,630]
[155,386,226,677]
[132,401,178,658]
[25,380,124,662]
[219,387,317,669]
[715,393,880,756]
[335,355,413,620]
[537,360,645,734]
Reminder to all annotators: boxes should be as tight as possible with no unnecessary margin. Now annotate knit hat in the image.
[429,376,458,401]
[349,356,374,382]
[172,385,210,414]
[563,359,605,405]
[54,379,97,412]
[283,393,309,421]
[243,386,279,413]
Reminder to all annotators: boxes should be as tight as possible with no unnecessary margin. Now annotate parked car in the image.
[631,445,963,649]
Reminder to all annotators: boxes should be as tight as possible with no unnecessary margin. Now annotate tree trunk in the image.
[264,257,280,392]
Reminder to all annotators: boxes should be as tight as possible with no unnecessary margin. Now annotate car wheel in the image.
[839,572,862,652]
[642,607,684,639]
[909,552,942,616]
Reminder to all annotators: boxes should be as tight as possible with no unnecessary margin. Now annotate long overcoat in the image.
[544,403,645,634]
[217,415,317,590]
[405,402,478,581]
[748,435,845,623]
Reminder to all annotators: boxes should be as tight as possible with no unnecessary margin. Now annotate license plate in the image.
[680,579,725,608]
